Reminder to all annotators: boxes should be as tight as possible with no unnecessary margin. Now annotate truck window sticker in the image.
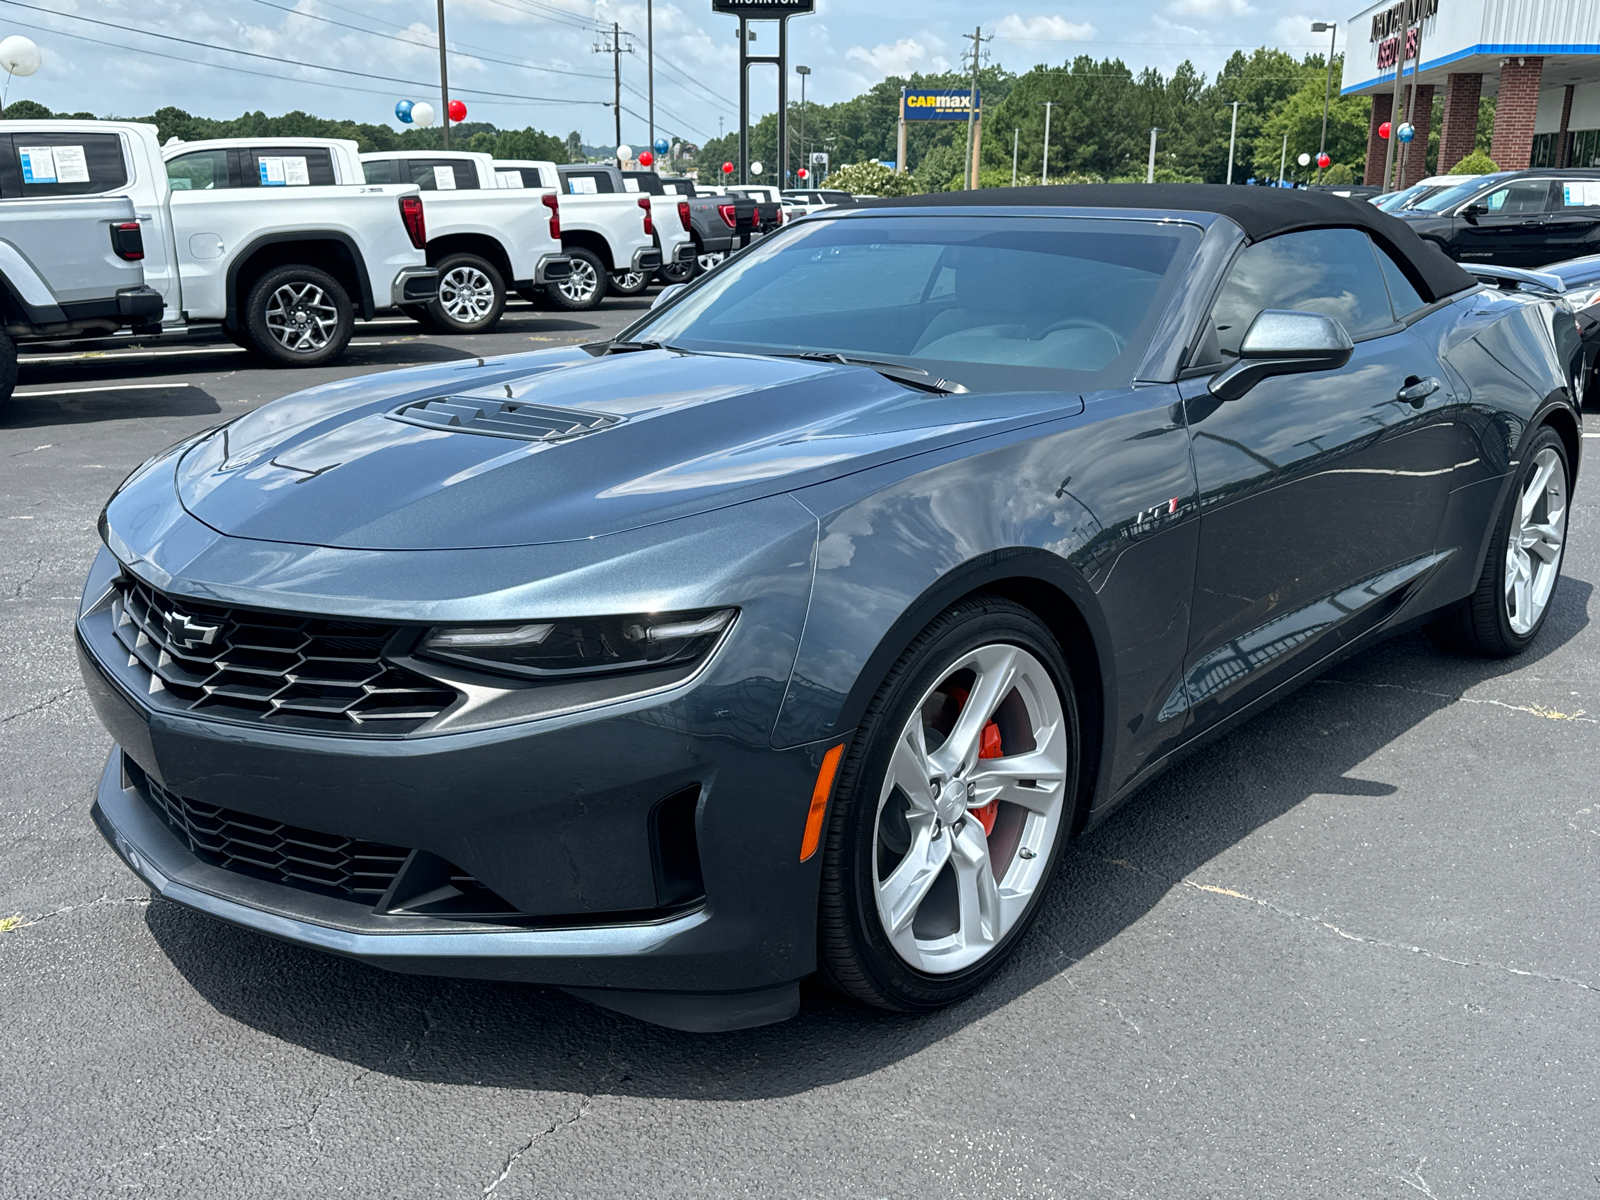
[496,170,525,189]
[19,146,58,184]
[568,175,598,194]
[52,145,91,183]
[434,165,457,190]
[281,157,310,186]
[258,156,310,186]
[623,178,640,192]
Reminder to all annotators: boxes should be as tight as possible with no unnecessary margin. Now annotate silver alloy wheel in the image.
[613,270,647,291]
[557,257,601,306]
[872,643,1069,974]
[1505,445,1567,635]
[264,282,338,352]
[438,265,496,324]
[697,250,726,273]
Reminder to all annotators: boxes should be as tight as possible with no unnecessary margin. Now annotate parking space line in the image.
[13,383,201,397]
[20,346,248,364]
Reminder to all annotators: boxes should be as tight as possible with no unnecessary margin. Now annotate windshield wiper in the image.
[775,351,968,394]
[586,339,695,356]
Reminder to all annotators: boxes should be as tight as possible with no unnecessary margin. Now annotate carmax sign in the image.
[903,89,979,120]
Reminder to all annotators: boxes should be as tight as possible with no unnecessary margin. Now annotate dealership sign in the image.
[903,89,980,121]
[711,0,815,15]
[1369,0,1437,41]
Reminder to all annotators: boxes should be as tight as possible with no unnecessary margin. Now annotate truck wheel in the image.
[695,249,726,277]
[0,329,16,416]
[609,268,652,297]
[430,253,506,334]
[547,249,607,311]
[242,265,353,367]
[657,259,695,285]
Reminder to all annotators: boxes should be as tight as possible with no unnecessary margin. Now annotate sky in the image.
[1,0,1349,147]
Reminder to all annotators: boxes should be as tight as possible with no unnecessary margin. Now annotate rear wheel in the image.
[546,249,606,311]
[1428,425,1570,656]
[241,264,353,367]
[608,268,651,296]
[657,258,695,285]
[695,249,726,276]
[818,596,1078,1012]
[429,253,506,333]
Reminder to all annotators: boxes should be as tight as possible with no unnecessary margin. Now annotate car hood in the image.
[175,347,1084,550]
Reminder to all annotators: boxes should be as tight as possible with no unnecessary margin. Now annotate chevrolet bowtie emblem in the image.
[163,610,221,650]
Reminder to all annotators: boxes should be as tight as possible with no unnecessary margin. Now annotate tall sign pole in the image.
[716,1,815,187]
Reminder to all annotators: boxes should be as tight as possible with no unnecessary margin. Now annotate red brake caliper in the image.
[943,686,1002,836]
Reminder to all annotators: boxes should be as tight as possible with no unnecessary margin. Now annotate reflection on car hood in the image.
[174,347,1084,550]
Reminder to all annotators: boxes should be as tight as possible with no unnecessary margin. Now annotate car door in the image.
[163,147,239,320]
[1451,178,1557,266]
[1174,227,1459,734]
[1536,179,1600,265]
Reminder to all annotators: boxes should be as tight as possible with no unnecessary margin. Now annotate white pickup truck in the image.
[491,158,693,310]
[1,123,436,367]
[355,149,577,329]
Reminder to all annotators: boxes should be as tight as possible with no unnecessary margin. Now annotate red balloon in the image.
[722,161,734,174]
[798,167,808,179]
[638,151,653,167]
[1378,121,1391,139]
[448,99,467,123]
[1317,152,1331,168]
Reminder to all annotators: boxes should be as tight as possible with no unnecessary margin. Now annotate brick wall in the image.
[1365,92,1393,186]
[1491,57,1543,170]
[1399,84,1435,187]
[1437,73,1481,174]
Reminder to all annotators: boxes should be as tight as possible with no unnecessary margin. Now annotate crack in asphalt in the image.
[1318,677,1599,725]
[0,685,82,726]
[482,1092,598,1196]
[2,893,152,932]
[8,556,45,599]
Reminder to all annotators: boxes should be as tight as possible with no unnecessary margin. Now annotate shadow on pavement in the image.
[2,384,222,428]
[146,577,1592,1101]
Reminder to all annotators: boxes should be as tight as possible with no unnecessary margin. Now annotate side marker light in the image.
[800,744,845,862]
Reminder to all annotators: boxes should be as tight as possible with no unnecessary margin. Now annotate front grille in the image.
[387,394,622,441]
[107,575,458,735]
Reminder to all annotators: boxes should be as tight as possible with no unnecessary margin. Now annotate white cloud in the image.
[844,38,937,77]
[1165,0,1255,16]
[994,15,1097,43]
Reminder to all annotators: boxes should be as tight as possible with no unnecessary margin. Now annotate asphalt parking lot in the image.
[2,296,1597,1198]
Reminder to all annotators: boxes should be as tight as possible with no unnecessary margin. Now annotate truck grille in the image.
[106,575,458,735]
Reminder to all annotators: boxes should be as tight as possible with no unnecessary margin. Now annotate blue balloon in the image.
[1397,122,1415,143]
[395,99,414,124]
[654,137,669,155]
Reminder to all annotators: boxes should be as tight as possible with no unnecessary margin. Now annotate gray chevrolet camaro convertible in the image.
[79,186,1580,1031]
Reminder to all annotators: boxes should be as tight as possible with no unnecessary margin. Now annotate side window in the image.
[167,149,230,191]
[1208,228,1397,359]
[361,159,395,184]
[241,146,336,187]
[403,159,481,191]
[1375,245,1427,320]
[1480,179,1557,215]
[11,133,128,197]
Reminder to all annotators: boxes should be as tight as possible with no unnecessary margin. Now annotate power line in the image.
[0,0,606,105]
[618,79,711,140]
[473,0,608,34]
[645,47,737,113]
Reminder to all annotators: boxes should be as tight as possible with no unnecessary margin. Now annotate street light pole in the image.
[1040,100,1052,185]
[1312,21,1337,182]
[1226,100,1240,183]
[1278,131,1288,185]
[1012,127,1019,187]
[797,65,810,183]
[1147,126,1162,183]
[647,0,654,164]
[436,0,450,149]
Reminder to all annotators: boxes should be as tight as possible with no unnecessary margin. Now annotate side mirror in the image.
[1461,202,1488,223]
[651,283,686,309]
[1208,309,1354,401]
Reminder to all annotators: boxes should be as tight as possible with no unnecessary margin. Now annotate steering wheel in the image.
[1033,316,1124,351]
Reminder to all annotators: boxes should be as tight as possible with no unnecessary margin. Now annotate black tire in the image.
[657,258,694,285]
[399,302,442,330]
[241,264,353,368]
[608,267,653,297]
[817,595,1080,1013]
[545,248,607,311]
[0,329,16,418]
[429,252,506,334]
[1427,425,1571,657]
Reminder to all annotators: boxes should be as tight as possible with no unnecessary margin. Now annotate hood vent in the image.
[388,394,623,442]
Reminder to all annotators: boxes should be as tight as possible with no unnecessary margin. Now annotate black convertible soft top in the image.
[868,183,1476,303]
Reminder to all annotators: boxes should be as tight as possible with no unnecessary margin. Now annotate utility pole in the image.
[436,0,451,149]
[1401,15,1426,186]
[962,25,989,189]
[594,23,632,158]
[1226,100,1240,183]
[647,0,654,164]
[1278,131,1288,185]
[1012,127,1019,187]
[1382,16,1410,191]
[1312,21,1337,182]
[1147,126,1162,183]
[1040,101,1053,185]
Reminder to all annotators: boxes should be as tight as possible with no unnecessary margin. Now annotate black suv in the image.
[1398,169,1600,267]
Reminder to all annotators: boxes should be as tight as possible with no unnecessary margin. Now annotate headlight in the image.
[420,608,736,680]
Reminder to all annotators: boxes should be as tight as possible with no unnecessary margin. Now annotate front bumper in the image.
[390,265,440,306]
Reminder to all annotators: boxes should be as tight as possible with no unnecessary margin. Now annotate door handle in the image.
[1397,376,1440,407]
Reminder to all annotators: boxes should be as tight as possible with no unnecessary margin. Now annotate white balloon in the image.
[750,160,763,176]
[617,144,634,161]
[1297,152,1311,167]
[0,35,40,78]
[411,101,436,127]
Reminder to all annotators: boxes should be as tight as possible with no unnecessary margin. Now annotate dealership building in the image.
[1344,0,1600,186]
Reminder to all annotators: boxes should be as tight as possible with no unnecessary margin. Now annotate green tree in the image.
[1251,56,1370,183]
[822,160,921,196]
[1446,149,1499,174]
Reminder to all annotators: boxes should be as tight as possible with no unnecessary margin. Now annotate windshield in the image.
[1375,183,1430,211]
[1409,175,1503,214]
[624,214,1202,393]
